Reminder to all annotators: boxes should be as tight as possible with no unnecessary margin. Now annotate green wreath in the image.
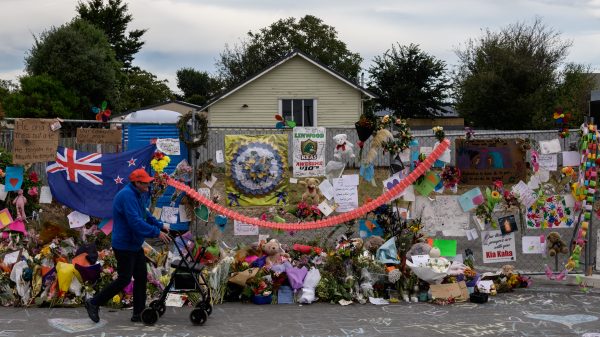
[177,111,209,148]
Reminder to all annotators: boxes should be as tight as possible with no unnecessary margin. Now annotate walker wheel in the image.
[141,308,159,325]
[150,300,166,317]
[189,308,207,325]
[195,302,213,316]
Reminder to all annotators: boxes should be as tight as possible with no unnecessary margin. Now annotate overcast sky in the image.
[1,0,599,94]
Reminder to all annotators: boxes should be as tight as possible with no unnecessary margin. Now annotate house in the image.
[110,100,202,122]
[199,50,377,127]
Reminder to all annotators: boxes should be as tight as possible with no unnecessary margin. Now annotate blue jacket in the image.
[112,183,162,251]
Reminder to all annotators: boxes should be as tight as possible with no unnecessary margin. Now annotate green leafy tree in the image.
[368,43,450,118]
[119,68,174,111]
[176,68,221,106]
[217,15,362,88]
[3,74,80,119]
[551,63,596,128]
[453,18,576,129]
[76,0,146,69]
[25,18,120,117]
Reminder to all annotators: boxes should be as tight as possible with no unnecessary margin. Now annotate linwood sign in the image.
[12,119,59,164]
[76,128,122,145]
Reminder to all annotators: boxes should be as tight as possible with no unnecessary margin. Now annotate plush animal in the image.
[546,232,568,256]
[364,129,394,165]
[333,134,355,161]
[500,264,515,276]
[263,239,289,267]
[364,236,385,254]
[299,178,322,205]
[13,189,27,220]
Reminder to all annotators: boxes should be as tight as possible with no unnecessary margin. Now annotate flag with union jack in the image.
[47,144,156,218]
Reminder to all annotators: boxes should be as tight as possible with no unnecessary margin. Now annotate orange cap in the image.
[129,169,154,183]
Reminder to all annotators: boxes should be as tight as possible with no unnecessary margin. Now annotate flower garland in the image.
[150,152,170,173]
[177,111,209,148]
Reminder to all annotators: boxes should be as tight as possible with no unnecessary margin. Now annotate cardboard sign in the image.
[12,119,59,164]
[481,231,516,263]
[430,281,468,302]
[76,128,122,145]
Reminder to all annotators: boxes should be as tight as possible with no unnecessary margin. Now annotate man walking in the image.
[85,169,171,323]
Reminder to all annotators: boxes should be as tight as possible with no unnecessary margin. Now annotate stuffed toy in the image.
[263,239,289,268]
[364,129,394,165]
[299,178,322,205]
[364,236,385,254]
[546,232,568,256]
[500,264,515,276]
[333,134,355,161]
[13,189,27,220]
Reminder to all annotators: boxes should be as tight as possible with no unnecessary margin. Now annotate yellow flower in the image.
[432,126,443,133]
[382,115,390,124]
[112,295,121,303]
[490,190,502,201]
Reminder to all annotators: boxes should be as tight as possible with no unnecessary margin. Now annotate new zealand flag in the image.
[47,144,156,219]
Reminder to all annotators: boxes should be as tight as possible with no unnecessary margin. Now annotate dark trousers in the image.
[93,248,147,315]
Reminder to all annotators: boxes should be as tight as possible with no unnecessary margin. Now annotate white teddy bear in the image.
[333,134,355,161]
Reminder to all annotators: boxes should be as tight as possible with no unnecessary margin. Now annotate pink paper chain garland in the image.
[168,139,450,231]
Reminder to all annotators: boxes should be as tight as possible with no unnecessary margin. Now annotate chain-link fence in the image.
[0,119,596,274]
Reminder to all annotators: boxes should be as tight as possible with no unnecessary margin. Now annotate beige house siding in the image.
[147,102,194,115]
[208,56,363,127]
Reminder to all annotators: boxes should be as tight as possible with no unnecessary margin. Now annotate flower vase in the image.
[251,293,273,305]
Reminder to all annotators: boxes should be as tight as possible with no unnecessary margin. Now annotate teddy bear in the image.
[333,134,355,161]
[299,177,322,205]
[13,189,27,220]
[546,232,568,256]
[263,239,289,268]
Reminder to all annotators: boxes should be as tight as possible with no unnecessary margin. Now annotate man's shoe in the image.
[131,314,141,322]
[85,299,100,323]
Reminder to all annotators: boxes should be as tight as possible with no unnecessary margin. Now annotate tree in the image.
[119,68,174,111]
[25,18,121,117]
[77,0,146,69]
[453,18,576,129]
[176,68,221,106]
[3,74,80,119]
[217,15,362,88]
[368,43,450,118]
[551,63,596,129]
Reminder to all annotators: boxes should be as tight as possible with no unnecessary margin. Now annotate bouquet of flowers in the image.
[150,151,170,173]
[355,112,377,148]
[289,201,323,221]
[475,185,503,228]
[440,166,461,190]
[432,126,445,142]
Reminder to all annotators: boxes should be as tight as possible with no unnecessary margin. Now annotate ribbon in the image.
[169,139,450,231]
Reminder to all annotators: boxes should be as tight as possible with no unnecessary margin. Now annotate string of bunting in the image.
[168,138,450,231]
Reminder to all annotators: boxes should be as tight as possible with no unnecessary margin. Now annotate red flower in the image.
[29,171,39,183]
[493,180,503,191]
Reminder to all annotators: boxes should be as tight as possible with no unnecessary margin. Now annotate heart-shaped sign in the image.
[386,179,399,190]
[48,318,107,333]
[9,178,19,188]
[525,314,598,328]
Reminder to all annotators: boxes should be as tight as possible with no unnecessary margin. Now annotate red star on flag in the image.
[114,175,124,184]
[127,157,137,167]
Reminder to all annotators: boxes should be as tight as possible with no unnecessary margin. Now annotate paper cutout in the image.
[234,220,259,235]
[156,138,181,155]
[358,219,384,238]
[458,188,484,212]
[526,195,574,228]
[67,211,90,229]
[562,151,581,167]
[539,138,562,154]
[5,166,24,191]
[195,205,209,222]
[433,239,457,257]
[39,186,52,204]
[522,236,544,254]
[318,179,335,200]
[161,206,179,224]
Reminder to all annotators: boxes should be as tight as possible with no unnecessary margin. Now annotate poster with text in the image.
[455,138,526,185]
[292,127,326,177]
[482,230,516,264]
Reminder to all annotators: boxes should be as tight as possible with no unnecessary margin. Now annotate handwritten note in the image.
[215,150,224,164]
[156,138,181,155]
[538,154,557,171]
[333,178,358,212]
[511,180,536,208]
[67,211,90,229]
[466,228,479,240]
[234,220,259,235]
[12,119,59,164]
[161,206,179,224]
[318,179,335,200]
[39,186,52,204]
[317,200,334,216]
[539,138,562,154]
[562,151,581,167]
[481,231,516,263]
[77,128,122,145]
[415,196,470,236]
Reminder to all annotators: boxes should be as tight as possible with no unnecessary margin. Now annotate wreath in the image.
[177,111,209,148]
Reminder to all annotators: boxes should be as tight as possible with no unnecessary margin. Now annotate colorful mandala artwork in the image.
[225,134,288,206]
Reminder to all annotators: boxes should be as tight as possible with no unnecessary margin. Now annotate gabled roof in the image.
[112,100,203,119]
[200,50,377,111]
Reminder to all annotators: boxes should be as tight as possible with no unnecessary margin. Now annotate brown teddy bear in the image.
[263,239,289,267]
[546,232,568,256]
[299,177,322,205]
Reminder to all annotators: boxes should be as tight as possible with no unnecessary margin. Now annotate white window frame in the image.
[278,98,318,127]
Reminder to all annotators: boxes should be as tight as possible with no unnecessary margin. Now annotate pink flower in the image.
[29,171,39,183]
[28,187,38,197]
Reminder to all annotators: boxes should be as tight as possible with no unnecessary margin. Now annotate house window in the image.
[281,99,315,126]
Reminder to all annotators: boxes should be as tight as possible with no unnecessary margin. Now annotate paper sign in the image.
[511,181,536,208]
[333,178,358,212]
[411,255,429,267]
[5,166,24,191]
[156,138,181,155]
[481,231,516,263]
[161,206,179,224]
[179,205,190,222]
[165,293,186,307]
[341,174,359,186]
[99,219,113,235]
[562,151,581,166]
[458,187,484,212]
[539,138,562,154]
[292,127,326,177]
[289,178,298,184]
[0,209,14,228]
[12,119,60,164]
[215,150,224,164]
[77,128,122,145]
[0,184,7,201]
[522,236,544,254]
[152,207,162,219]
[234,220,259,236]
[414,171,441,197]
[401,185,416,202]
[466,228,479,241]
[358,219,384,238]
[318,179,335,200]
[39,186,52,204]
[203,175,217,188]
[317,200,334,216]
[433,239,457,257]
[538,154,557,171]
[435,141,452,163]
[67,211,90,229]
